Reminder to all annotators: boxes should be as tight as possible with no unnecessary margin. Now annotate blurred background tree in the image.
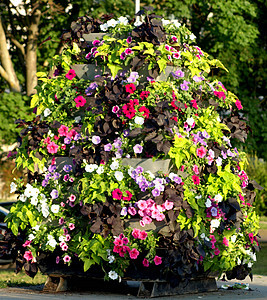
[0,0,266,157]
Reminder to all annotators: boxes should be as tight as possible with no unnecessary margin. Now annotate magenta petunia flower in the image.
[214,248,220,256]
[56,256,60,264]
[74,95,86,108]
[192,175,200,185]
[128,206,137,216]
[112,188,123,200]
[65,69,76,80]
[123,190,132,201]
[22,240,31,247]
[129,248,139,259]
[125,83,136,94]
[132,228,141,239]
[154,255,162,265]
[139,231,147,240]
[235,99,243,110]
[143,258,149,267]
[222,237,229,247]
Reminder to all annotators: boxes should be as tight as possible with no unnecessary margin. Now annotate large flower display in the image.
[5,12,260,284]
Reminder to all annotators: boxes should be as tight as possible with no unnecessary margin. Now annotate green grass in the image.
[0,269,46,289]
[253,242,267,276]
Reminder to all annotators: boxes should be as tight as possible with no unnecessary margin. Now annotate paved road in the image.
[0,275,267,300]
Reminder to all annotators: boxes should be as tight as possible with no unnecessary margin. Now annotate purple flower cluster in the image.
[85,82,98,96]
[191,131,210,146]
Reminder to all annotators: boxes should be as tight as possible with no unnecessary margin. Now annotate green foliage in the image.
[0,92,31,144]
[246,155,267,216]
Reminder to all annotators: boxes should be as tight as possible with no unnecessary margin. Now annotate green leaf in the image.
[83,258,95,272]
[107,63,122,78]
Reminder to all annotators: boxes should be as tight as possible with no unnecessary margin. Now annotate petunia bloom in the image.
[65,69,76,80]
[74,95,86,108]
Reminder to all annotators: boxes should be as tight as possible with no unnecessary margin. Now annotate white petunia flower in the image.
[100,23,108,31]
[195,195,202,200]
[30,197,38,206]
[134,116,144,125]
[231,235,237,243]
[189,33,196,40]
[42,203,50,218]
[59,235,66,242]
[162,19,171,26]
[43,108,51,117]
[237,257,241,265]
[210,219,220,229]
[19,194,27,202]
[146,171,155,180]
[51,204,60,214]
[114,171,124,181]
[172,20,181,28]
[108,255,115,263]
[214,194,223,202]
[10,182,17,193]
[110,160,119,170]
[47,237,57,248]
[85,164,98,172]
[205,199,212,208]
[186,117,194,126]
[117,16,128,25]
[96,165,104,175]
[28,234,35,241]
[134,20,143,27]
[108,270,118,280]
[200,233,206,239]
[107,19,118,28]
[33,225,40,231]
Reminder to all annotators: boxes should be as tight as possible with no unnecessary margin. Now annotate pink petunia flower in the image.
[154,255,162,265]
[196,146,207,158]
[22,240,31,247]
[68,223,75,230]
[123,190,132,201]
[65,69,76,80]
[128,207,137,216]
[24,250,33,261]
[63,255,71,263]
[214,248,220,256]
[132,228,141,239]
[125,83,136,94]
[192,175,200,185]
[47,142,59,154]
[222,237,229,247]
[143,258,149,267]
[235,99,243,110]
[193,165,199,175]
[129,248,139,259]
[139,231,148,240]
[58,125,69,136]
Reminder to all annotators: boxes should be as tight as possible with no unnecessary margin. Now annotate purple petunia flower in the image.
[121,207,128,216]
[174,69,184,78]
[92,135,101,145]
[133,144,143,154]
[152,188,161,197]
[127,72,139,83]
[50,189,59,199]
[63,165,72,173]
[104,143,112,151]
[180,83,189,91]
[85,82,98,96]
[64,137,71,145]
[63,174,69,182]
[123,129,130,137]
[48,165,56,173]
[42,179,48,187]
[113,138,122,149]
[135,166,144,174]
[221,151,227,159]
[53,172,60,180]
[45,173,51,181]
[73,133,81,141]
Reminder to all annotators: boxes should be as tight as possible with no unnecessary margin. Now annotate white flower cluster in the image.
[162,18,181,28]
[46,234,57,248]
[85,163,104,174]
[100,16,129,32]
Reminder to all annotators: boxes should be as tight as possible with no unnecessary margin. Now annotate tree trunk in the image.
[26,9,41,96]
[0,17,21,93]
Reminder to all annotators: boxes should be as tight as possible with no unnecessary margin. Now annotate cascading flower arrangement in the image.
[4,10,260,284]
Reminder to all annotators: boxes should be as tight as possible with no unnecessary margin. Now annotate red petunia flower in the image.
[74,95,86,108]
[125,83,136,94]
[192,175,200,185]
[139,106,150,118]
[112,188,123,200]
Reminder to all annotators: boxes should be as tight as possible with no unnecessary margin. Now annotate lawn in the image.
[0,268,46,289]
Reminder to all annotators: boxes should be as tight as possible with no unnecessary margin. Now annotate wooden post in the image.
[135,0,140,23]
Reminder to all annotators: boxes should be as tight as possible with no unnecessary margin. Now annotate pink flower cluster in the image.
[238,170,248,188]
[112,188,132,201]
[132,228,148,240]
[209,235,220,255]
[113,233,138,259]
[133,199,174,227]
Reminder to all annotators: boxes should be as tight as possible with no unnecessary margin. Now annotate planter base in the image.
[43,274,217,298]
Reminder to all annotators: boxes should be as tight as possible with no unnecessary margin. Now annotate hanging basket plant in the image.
[4,10,260,286]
